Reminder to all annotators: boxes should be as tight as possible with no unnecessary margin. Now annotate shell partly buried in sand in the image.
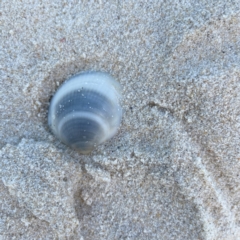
[48,71,122,153]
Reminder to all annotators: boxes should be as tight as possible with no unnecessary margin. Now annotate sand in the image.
[0,0,240,239]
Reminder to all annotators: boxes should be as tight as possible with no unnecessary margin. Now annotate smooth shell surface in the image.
[48,71,122,153]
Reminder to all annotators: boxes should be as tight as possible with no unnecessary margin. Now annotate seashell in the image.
[48,71,122,153]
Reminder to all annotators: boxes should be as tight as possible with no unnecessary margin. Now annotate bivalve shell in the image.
[48,71,122,153]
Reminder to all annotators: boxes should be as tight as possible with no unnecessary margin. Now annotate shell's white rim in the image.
[49,72,122,117]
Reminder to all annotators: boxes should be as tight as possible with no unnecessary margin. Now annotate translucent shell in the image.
[48,71,122,153]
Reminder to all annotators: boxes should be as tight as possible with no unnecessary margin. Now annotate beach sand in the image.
[0,1,240,239]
